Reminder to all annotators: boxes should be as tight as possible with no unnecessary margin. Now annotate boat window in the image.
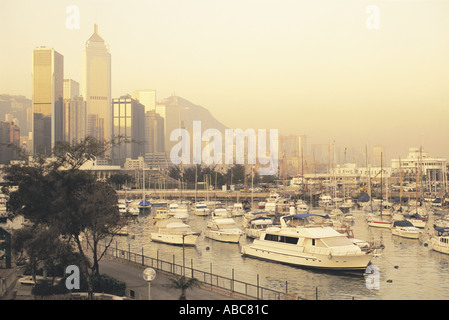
[264,234,279,242]
[279,236,299,244]
[264,234,298,244]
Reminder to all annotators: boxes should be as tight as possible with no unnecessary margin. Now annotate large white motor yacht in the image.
[241,215,373,271]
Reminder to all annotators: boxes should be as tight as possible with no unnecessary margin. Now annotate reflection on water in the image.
[114,208,449,300]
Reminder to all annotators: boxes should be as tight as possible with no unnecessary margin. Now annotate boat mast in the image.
[380,152,383,217]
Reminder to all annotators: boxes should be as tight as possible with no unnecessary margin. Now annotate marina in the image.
[110,195,449,300]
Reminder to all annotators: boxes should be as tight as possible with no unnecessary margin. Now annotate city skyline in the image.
[1,0,448,161]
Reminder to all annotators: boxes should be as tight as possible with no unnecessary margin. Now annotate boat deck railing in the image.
[305,246,364,257]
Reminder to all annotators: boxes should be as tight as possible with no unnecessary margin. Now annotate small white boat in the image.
[118,203,127,214]
[150,219,200,246]
[127,206,140,216]
[430,227,449,255]
[245,216,273,239]
[367,213,393,229]
[194,202,210,216]
[391,220,421,239]
[168,202,179,214]
[402,213,427,229]
[169,203,190,220]
[231,203,245,217]
[296,201,309,213]
[343,213,354,222]
[213,207,230,217]
[204,217,244,243]
[319,195,333,207]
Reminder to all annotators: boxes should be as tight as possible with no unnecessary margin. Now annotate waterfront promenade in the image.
[9,254,236,300]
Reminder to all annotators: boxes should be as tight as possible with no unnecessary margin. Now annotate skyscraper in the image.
[133,90,156,113]
[83,24,111,143]
[111,95,145,167]
[32,47,63,154]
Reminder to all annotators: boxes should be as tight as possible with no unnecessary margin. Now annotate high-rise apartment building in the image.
[0,121,20,163]
[32,47,64,154]
[83,24,111,143]
[111,96,145,167]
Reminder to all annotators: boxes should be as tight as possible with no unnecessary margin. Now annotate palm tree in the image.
[167,275,200,300]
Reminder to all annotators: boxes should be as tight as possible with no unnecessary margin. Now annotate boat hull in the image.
[204,230,242,243]
[391,228,420,239]
[150,233,198,246]
[430,238,449,255]
[194,209,210,216]
[367,219,392,229]
[241,241,372,271]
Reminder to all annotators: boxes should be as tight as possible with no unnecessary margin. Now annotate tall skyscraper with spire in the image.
[32,47,64,154]
[83,23,111,143]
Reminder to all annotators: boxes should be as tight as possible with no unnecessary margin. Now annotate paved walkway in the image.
[9,256,236,300]
[97,256,234,300]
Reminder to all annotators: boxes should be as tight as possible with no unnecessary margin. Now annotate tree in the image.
[2,138,126,299]
[12,226,81,285]
[167,276,200,300]
[108,173,134,190]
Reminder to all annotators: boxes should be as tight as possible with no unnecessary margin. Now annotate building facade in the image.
[391,147,447,182]
[32,47,64,154]
[0,121,20,164]
[83,24,111,143]
[111,96,145,167]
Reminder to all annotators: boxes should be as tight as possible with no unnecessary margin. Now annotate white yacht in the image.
[367,213,393,229]
[241,215,373,271]
[231,203,245,217]
[118,203,127,215]
[430,227,449,255]
[204,217,244,243]
[169,202,190,220]
[391,220,421,239]
[150,219,200,246]
[194,202,210,216]
[127,206,140,216]
[245,216,273,239]
[213,207,230,217]
[319,195,333,207]
[402,213,427,229]
[296,201,309,213]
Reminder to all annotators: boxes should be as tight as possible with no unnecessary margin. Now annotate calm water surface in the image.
[116,207,449,300]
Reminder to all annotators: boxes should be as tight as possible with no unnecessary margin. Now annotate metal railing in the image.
[98,242,305,300]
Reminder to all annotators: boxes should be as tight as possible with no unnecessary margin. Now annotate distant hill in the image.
[159,95,228,133]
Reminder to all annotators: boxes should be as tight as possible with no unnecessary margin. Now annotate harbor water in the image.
[114,207,449,300]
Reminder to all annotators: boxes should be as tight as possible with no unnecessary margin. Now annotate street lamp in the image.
[142,268,156,300]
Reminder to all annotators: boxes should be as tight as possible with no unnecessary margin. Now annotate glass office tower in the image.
[32,47,63,154]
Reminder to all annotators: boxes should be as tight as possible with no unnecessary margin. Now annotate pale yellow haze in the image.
[1,0,448,158]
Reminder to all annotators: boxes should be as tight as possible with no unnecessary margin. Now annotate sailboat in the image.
[138,168,151,211]
[367,153,392,229]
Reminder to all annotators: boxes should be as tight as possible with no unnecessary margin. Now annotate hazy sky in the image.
[1,0,448,161]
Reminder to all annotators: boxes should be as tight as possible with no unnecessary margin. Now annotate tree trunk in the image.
[74,236,94,300]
